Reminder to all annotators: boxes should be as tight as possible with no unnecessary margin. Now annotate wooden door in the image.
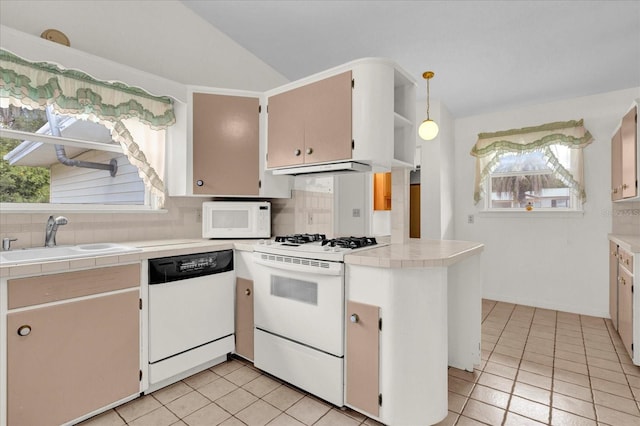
[621,105,637,199]
[192,93,260,195]
[618,266,634,358]
[410,183,421,238]
[612,128,623,201]
[609,241,618,330]
[267,86,306,168]
[373,172,391,210]
[235,278,254,361]
[7,291,140,426]
[346,300,380,417]
[304,71,352,164]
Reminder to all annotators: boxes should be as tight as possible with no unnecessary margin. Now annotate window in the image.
[471,120,593,212]
[1,105,146,205]
[0,49,175,210]
[487,148,576,210]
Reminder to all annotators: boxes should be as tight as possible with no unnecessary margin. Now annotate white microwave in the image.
[202,201,271,239]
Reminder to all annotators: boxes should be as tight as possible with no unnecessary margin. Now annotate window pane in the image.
[1,105,145,205]
[489,148,573,209]
[0,137,50,203]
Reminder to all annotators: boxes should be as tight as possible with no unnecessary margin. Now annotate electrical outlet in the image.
[308,213,313,225]
[467,214,474,224]
[352,208,361,218]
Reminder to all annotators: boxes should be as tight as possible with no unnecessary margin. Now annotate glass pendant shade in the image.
[419,118,439,140]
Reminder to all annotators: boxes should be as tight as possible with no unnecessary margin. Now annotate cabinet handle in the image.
[622,184,629,190]
[17,325,31,337]
[245,288,251,296]
[294,149,301,156]
[350,313,359,323]
[306,147,313,155]
[612,188,618,194]
[196,180,204,187]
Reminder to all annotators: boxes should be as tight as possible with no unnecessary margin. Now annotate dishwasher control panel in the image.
[148,249,233,284]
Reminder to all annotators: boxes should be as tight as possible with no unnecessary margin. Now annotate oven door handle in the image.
[253,256,343,276]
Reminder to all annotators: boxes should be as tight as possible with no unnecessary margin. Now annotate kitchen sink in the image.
[0,243,142,265]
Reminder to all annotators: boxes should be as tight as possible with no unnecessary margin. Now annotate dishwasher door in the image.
[148,251,234,363]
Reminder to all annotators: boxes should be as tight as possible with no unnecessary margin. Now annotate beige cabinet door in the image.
[346,300,380,417]
[267,86,306,168]
[303,71,352,165]
[7,291,140,426]
[618,266,634,358]
[235,278,254,361]
[610,241,619,330]
[621,105,638,199]
[267,71,352,168]
[192,93,260,195]
[612,128,623,201]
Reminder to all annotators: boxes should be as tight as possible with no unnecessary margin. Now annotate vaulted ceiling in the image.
[181,0,640,117]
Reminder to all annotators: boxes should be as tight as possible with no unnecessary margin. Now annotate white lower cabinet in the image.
[2,264,141,426]
[345,265,450,425]
[609,238,639,365]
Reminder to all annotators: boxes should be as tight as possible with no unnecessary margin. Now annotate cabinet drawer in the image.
[619,249,634,274]
[8,263,140,309]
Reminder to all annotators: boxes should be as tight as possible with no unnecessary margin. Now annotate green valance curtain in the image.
[470,119,593,205]
[0,49,175,207]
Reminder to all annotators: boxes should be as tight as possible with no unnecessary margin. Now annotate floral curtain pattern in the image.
[470,119,593,205]
[0,49,175,207]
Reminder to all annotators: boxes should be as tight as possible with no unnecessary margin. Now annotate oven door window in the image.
[270,275,318,305]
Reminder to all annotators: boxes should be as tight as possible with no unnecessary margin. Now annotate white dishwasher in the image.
[147,250,234,391]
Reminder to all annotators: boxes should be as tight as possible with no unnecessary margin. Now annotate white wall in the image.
[453,87,640,317]
[0,0,288,92]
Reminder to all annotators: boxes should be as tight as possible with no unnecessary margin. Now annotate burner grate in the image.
[274,233,327,244]
[321,236,378,249]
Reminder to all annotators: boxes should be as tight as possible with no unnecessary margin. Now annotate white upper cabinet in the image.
[611,100,639,202]
[265,58,417,175]
[168,58,416,196]
[167,87,292,198]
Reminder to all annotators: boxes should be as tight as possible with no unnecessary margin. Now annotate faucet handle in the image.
[2,237,18,251]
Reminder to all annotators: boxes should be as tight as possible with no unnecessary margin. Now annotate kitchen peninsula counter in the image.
[345,238,484,268]
[344,237,483,425]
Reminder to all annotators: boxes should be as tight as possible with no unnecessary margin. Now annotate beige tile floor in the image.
[79,299,640,426]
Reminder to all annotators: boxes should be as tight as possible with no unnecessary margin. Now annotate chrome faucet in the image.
[45,215,68,247]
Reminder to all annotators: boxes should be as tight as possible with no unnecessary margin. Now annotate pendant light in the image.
[418,71,439,140]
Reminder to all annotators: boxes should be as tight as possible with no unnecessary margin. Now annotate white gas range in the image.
[251,234,382,406]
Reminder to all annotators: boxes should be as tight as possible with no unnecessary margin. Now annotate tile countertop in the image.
[344,238,484,268]
[609,234,640,253]
[1,238,485,277]
[0,239,262,278]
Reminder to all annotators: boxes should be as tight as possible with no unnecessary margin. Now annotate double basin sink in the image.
[0,243,142,265]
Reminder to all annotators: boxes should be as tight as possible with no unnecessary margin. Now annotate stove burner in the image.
[321,236,378,249]
[274,233,327,244]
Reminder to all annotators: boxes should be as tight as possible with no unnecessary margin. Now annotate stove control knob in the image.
[350,314,359,323]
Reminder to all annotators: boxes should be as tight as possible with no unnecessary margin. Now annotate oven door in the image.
[252,252,344,357]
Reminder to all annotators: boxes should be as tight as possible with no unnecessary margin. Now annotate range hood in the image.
[270,161,371,176]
